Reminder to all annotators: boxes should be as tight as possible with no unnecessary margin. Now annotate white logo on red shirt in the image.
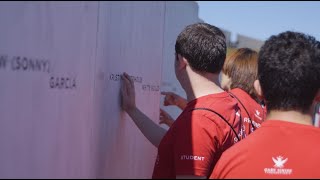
[264,155,292,175]
[272,156,287,168]
[180,155,204,161]
[254,109,262,120]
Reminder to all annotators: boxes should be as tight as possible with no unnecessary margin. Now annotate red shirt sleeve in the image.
[174,112,223,177]
[210,152,232,179]
[210,134,254,179]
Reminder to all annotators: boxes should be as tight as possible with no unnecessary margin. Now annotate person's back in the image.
[153,92,240,178]
[211,120,320,178]
[228,88,265,136]
[161,48,266,138]
[220,48,266,136]
[152,23,241,178]
[211,31,320,178]
[120,22,242,179]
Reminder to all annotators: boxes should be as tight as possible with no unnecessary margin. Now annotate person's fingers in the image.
[160,108,166,114]
[120,74,127,95]
[163,101,170,106]
[163,95,175,106]
[122,73,131,85]
[122,73,134,95]
[162,92,176,100]
[159,116,168,125]
[120,75,127,109]
[121,76,128,96]
[123,72,134,88]
[123,72,129,78]
[159,110,165,124]
[160,108,169,117]
[159,115,165,121]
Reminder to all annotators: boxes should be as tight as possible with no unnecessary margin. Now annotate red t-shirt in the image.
[229,88,266,136]
[210,120,320,178]
[152,92,241,178]
[314,103,320,127]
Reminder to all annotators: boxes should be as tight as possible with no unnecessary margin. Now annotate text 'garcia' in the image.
[49,76,77,90]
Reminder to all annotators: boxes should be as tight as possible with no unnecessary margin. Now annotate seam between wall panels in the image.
[90,1,100,178]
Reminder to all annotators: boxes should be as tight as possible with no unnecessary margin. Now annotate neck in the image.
[182,68,224,102]
[266,110,313,126]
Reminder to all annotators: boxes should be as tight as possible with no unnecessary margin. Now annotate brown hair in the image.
[222,48,258,101]
[175,23,226,74]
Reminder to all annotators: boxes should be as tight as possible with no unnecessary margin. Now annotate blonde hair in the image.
[223,48,258,101]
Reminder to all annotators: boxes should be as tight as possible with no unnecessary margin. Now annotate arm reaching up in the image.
[161,91,188,110]
[120,72,167,147]
[159,108,175,127]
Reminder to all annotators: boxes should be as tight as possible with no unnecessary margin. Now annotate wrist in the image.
[126,105,138,115]
[176,97,186,109]
[175,96,182,106]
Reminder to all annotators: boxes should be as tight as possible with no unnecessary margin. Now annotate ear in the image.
[177,54,188,70]
[254,80,263,98]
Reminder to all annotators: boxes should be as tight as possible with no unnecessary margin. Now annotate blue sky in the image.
[197,1,320,42]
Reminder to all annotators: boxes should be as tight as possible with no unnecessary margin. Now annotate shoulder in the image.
[178,107,235,129]
[176,109,221,130]
[230,88,258,107]
[174,109,229,146]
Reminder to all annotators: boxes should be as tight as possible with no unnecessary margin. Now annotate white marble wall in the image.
[0,1,201,178]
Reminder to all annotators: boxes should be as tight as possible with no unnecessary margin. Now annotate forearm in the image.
[176,98,187,110]
[126,107,167,147]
